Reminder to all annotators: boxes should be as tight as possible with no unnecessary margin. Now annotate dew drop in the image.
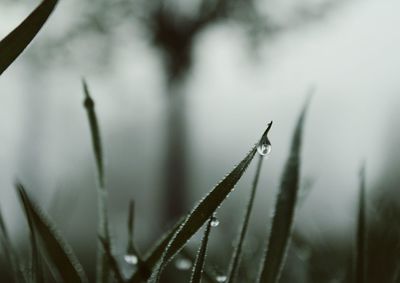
[216,275,227,282]
[175,258,192,270]
[124,254,138,265]
[257,141,272,156]
[210,216,220,227]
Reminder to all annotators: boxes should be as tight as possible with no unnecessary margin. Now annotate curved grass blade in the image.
[258,96,311,283]
[98,237,125,283]
[355,163,366,283]
[0,208,26,282]
[149,137,263,282]
[0,0,58,75]
[16,183,88,283]
[82,79,110,283]
[190,217,213,283]
[226,155,264,283]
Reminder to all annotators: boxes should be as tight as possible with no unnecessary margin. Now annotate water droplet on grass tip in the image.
[211,216,219,227]
[257,142,271,156]
[124,254,138,265]
[216,275,227,282]
[175,258,192,270]
[257,121,273,156]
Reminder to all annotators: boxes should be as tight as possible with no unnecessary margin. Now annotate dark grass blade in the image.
[0,0,58,75]
[226,155,264,283]
[130,132,268,282]
[18,187,44,283]
[0,208,26,282]
[126,200,138,256]
[82,79,104,188]
[190,217,213,283]
[99,237,125,283]
[149,136,263,282]
[258,96,311,283]
[82,79,110,283]
[355,163,366,283]
[16,183,88,283]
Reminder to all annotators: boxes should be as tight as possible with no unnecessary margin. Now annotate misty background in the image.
[1,0,400,281]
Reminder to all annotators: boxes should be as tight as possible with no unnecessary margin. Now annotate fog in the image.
[0,0,399,272]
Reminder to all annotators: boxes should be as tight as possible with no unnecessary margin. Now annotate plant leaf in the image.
[0,208,26,282]
[355,163,366,283]
[258,96,311,283]
[0,0,58,75]
[190,217,213,283]
[226,155,264,283]
[149,142,259,282]
[98,237,125,283]
[16,183,88,283]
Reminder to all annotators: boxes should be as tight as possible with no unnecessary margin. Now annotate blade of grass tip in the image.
[98,237,125,283]
[16,183,88,283]
[226,155,265,283]
[355,163,366,283]
[258,95,312,283]
[82,79,104,188]
[18,187,44,283]
[190,217,213,283]
[0,208,25,282]
[82,79,111,283]
[148,128,270,283]
[0,0,58,75]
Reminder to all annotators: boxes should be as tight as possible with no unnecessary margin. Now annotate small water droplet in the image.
[257,141,272,156]
[124,254,138,265]
[210,216,219,227]
[175,258,192,270]
[216,275,227,282]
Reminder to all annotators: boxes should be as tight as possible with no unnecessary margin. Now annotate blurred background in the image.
[1,0,400,281]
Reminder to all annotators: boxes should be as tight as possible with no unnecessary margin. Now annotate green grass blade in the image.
[98,237,125,283]
[148,135,263,282]
[126,200,137,256]
[82,79,104,188]
[226,155,264,283]
[258,96,311,283]
[82,79,110,283]
[0,208,26,282]
[18,186,44,283]
[355,163,366,283]
[190,217,213,283]
[16,183,88,283]
[181,248,218,283]
[0,0,58,75]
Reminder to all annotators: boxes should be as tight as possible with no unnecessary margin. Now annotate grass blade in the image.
[98,237,125,283]
[82,79,110,283]
[226,154,265,283]
[0,208,25,282]
[127,217,185,283]
[355,163,366,283]
[16,183,88,283]
[82,79,104,188]
[0,0,58,75]
[18,184,44,283]
[258,96,311,283]
[190,217,213,283]
[148,130,267,282]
